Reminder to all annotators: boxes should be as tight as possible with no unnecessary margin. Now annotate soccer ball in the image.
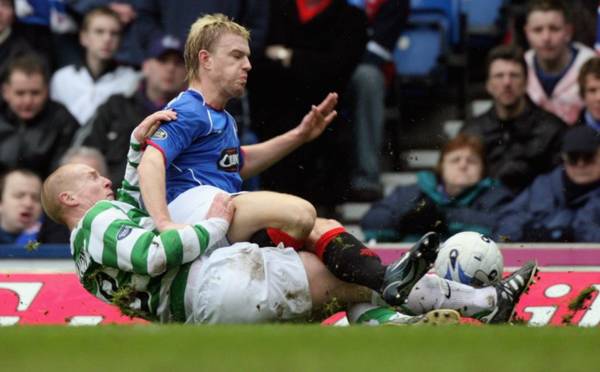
[434,232,504,287]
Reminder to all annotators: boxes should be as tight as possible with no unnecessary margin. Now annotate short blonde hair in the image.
[184,13,250,82]
[41,165,77,225]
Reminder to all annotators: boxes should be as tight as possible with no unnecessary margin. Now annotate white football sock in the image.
[405,274,497,317]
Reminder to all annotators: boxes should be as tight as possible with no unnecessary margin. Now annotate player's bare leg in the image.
[229,191,316,249]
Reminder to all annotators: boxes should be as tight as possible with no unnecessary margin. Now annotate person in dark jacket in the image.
[361,134,513,242]
[81,33,185,188]
[494,125,600,242]
[0,52,77,177]
[347,0,410,201]
[248,0,367,206]
[461,44,565,194]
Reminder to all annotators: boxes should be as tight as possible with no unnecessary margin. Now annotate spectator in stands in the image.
[0,168,42,244]
[248,0,367,208]
[82,33,185,188]
[575,57,600,133]
[135,0,268,56]
[50,6,140,127]
[495,125,600,242]
[524,0,595,125]
[346,0,409,202]
[38,145,109,244]
[0,0,37,72]
[461,44,565,194]
[12,0,77,69]
[361,134,512,243]
[0,53,78,177]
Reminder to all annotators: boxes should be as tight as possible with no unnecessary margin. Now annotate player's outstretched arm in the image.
[240,92,338,179]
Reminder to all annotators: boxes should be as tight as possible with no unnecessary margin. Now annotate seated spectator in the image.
[575,57,600,133]
[50,6,140,126]
[524,0,595,125]
[494,125,600,242]
[0,168,42,244]
[0,0,39,72]
[461,44,565,194]
[81,34,185,188]
[361,134,513,242]
[38,145,109,244]
[0,52,78,177]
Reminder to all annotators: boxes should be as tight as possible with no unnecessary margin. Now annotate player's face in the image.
[441,147,483,192]
[0,172,42,234]
[144,53,186,97]
[208,32,251,99]
[525,10,572,63]
[71,165,114,208]
[583,74,600,121]
[0,0,14,33]
[486,59,526,108]
[564,149,600,185]
[2,71,48,121]
[80,14,121,62]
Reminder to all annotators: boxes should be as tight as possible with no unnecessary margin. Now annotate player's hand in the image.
[205,192,235,224]
[292,92,338,143]
[133,109,177,143]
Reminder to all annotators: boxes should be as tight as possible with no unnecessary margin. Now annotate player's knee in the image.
[285,199,317,237]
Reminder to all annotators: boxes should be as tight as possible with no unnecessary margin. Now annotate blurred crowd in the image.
[1,0,600,246]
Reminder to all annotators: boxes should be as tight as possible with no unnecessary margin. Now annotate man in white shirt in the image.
[50,6,140,126]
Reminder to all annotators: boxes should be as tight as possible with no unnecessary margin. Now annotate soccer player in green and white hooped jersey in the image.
[42,110,233,322]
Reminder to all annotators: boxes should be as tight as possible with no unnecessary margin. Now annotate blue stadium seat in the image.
[461,0,505,34]
[410,0,462,46]
[393,24,445,78]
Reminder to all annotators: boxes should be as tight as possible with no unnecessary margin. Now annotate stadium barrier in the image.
[1,243,599,326]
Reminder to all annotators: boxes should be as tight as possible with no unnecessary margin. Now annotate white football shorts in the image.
[184,242,312,324]
[168,185,239,250]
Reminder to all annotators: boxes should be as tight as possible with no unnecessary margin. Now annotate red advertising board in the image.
[1,271,599,326]
[0,273,146,325]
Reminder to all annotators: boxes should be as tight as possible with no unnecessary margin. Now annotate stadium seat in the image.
[393,24,446,79]
[461,0,506,35]
[410,0,462,46]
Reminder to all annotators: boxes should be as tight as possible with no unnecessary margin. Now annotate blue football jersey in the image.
[147,90,243,202]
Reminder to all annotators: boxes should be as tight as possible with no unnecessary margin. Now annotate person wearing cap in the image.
[81,33,185,189]
[494,125,600,242]
[49,6,140,127]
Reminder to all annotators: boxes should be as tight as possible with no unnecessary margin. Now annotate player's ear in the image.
[199,49,212,69]
[58,191,77,207]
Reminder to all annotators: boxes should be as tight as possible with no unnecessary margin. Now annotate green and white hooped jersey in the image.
[70,137,228,322]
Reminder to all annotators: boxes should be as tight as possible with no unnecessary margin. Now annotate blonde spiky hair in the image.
[184,13,250,82]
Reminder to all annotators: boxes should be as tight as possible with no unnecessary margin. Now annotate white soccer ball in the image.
[434,232,504,287]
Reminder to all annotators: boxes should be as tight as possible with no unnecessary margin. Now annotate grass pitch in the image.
[1,325,598,372]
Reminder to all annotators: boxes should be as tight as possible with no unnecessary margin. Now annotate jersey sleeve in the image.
[146,108,211,166]
[115,133,144,208]
[80,201,229,277]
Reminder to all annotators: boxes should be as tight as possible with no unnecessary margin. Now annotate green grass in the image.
[0,325,598,372]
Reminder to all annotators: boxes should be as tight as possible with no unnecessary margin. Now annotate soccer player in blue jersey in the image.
[137,13,431,306]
